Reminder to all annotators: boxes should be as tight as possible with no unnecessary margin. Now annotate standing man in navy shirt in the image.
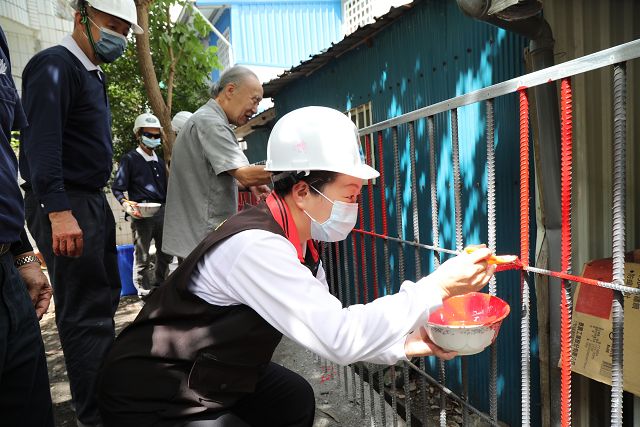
[18,0,142,425]
[0,24,54,427]
[112,112,172,298]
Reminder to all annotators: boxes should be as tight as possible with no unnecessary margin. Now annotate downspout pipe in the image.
[456,1,563,426]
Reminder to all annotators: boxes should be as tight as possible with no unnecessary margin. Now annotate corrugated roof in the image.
[234,107,276,139]
[262,1,419,98]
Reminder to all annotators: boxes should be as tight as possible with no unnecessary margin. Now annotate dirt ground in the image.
[42,296,142,426]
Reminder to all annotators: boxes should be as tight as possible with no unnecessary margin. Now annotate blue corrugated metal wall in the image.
[251,1,540,424]
[228,0,342,68]
[209,8,231,82]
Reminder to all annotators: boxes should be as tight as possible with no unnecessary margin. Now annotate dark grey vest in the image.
[98,203,320,422]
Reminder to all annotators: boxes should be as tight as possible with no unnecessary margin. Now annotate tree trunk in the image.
[134,0,176,164]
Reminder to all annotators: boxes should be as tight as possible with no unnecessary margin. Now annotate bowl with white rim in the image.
[425,292,510,356]
[135,202,162,218]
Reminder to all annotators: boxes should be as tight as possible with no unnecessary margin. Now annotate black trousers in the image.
[25,190,121,426]
[102,362,315,427]
[0,252,54,427]
[130,206,172,293]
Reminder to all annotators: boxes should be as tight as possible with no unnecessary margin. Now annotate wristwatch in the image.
[15,254,41,268]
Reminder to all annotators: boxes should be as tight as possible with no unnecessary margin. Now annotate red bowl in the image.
[426,292,511,355]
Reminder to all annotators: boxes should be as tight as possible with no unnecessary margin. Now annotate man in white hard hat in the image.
[171,110,193,134]
[112,113,172,298]
[18,0,141,425]
[162,65,272,259]
[98,106,496,425]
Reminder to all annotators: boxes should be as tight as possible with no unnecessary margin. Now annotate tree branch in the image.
[134,0,175,163]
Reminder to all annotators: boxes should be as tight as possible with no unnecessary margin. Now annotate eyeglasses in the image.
[142,131,162,139]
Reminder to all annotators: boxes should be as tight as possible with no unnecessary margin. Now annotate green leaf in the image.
[103,0,220,162]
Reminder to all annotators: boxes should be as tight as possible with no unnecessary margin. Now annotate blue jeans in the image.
[0,251,54,426]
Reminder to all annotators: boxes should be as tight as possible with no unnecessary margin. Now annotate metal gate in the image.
[317,38,640,426]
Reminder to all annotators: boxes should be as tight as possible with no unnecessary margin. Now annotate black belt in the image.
[0,243,11,256]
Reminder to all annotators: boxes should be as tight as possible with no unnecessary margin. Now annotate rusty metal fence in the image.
[314,38,640,426]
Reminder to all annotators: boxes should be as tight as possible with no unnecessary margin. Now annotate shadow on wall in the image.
[259,1,538,424]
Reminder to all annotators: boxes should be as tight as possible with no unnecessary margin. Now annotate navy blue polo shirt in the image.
[0,27,28,244]
[111,148,167,204]
[19,39,112,214]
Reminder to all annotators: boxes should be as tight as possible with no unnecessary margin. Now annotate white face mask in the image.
[304,185,358,242]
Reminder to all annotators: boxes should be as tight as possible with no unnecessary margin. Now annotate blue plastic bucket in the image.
[116,244,136,296]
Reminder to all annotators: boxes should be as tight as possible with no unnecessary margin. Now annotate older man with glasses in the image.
[163,65,273,261]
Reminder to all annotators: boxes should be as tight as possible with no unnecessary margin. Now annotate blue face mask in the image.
[88,18,127,63]
[141,135,162,149]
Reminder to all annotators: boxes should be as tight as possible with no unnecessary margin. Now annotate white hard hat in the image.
[86,0,143,34]
[133,112,161,134]
[265,106,379,180]
[171,111,193,132]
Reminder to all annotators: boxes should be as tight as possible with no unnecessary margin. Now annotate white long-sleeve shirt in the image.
[188,229,443,366]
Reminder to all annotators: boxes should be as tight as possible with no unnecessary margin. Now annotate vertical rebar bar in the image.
[408,121,429,425]
[378,130,398,427]
[361,364,366,420]
[392,125,412,426]
[519,88,531,427]
[408,122,422,278]
[341,239,351,396]
[343,238,357,406]
[366,135,381,301]
[610,62,627,427]
[363,135,379,425]
[351,221,366,419]
[451,108,468,426]
[559,77,574,427]
[319,243,329,370]
[428,115,446,427]
[486,98,498,422]
[333,241,343,390]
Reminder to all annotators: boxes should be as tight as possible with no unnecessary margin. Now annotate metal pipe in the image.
[190,5,235,66]
[455,1,563,424]
[359,39,640,136]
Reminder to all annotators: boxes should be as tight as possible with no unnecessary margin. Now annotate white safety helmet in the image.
[265,106,379,180]
[133,112,161,134]
[84,0,143,34]
[171,111,193,132]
